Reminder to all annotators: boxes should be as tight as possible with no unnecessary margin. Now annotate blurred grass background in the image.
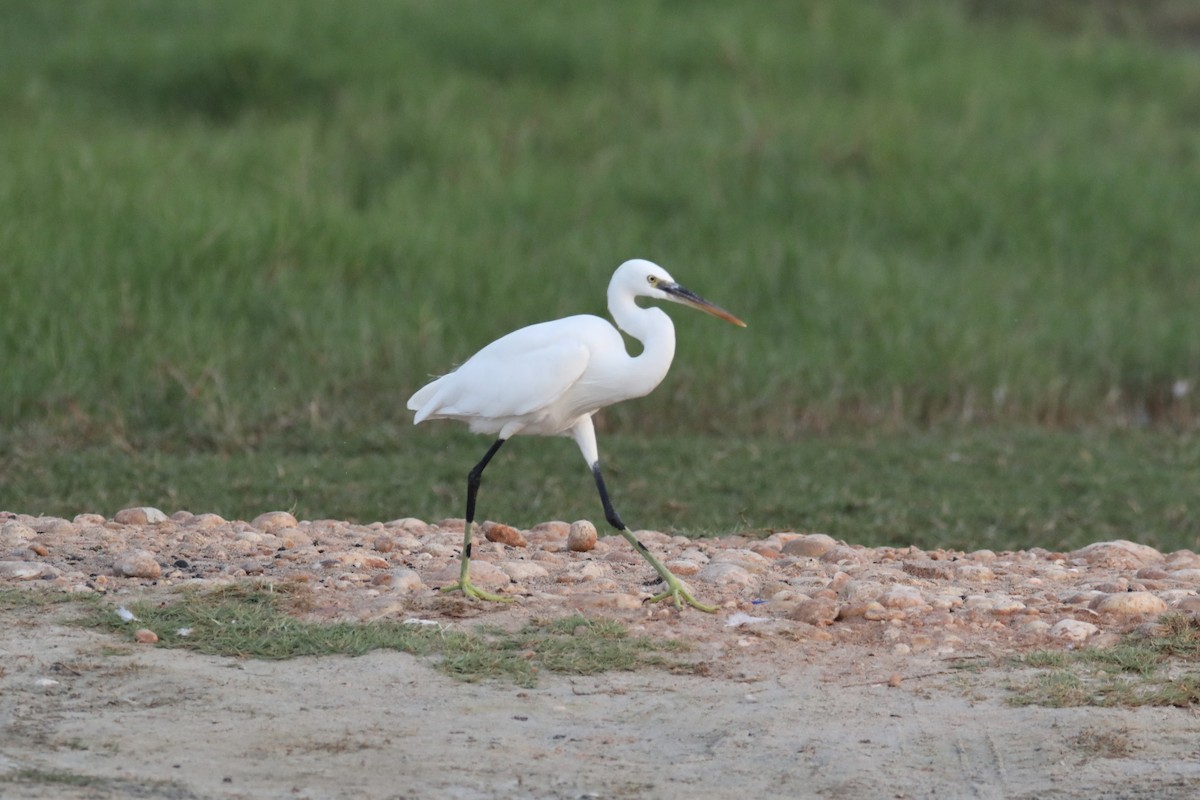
[2,1,1199,551]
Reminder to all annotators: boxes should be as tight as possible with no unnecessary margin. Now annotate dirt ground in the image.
[2,510,1200,799]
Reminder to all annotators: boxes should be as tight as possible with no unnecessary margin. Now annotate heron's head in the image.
[613,259,746,327]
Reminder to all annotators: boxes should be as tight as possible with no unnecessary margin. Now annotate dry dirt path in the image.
[2,509,1200,799]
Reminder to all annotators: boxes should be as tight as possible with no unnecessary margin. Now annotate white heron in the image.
[407,258,746,612]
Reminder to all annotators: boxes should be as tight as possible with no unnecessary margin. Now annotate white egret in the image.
[407,259,746,612]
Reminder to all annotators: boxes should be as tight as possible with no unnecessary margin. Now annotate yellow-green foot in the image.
[647,577,718,613]
[440,579,513,603]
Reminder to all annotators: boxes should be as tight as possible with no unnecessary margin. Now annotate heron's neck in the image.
[608,292,676,391]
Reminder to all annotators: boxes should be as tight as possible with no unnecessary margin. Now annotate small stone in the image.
[1071,540,1163,569]
[500,562,550,582]
[134,628,158,644]
[251,511,299,532]
[781,533,838,558]
[0,561,45,580]
[567,520,598,552]
[482,521,527,548]
[880,585,926,610]
[73,513,107,526]
[388,568,425,593]
[0,522,36,549]
[1093,591,1168,616]
[955,564,995,582]
[819,546,867,565]
[665,559,703,576]
[789,597,838,626]
[902,559,953,580]
[187,513,227,529]
[373,536,395,553]
[697,562,756,587]
[1050,618,1099,642]
[114,507,168,525]
[113,550,162,579]
[239,559,265,575]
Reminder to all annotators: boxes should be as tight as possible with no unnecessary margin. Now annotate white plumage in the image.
[407,258,745,611]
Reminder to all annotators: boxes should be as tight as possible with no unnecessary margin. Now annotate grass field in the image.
[2,1,1199,552]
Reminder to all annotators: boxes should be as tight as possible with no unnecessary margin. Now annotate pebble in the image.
[0,561,45,580]
[251,511,299,532]
[113,550,162,579]
[665,559,703,576]
[1092,591,1168,616]
[1050,619,1099,642]
[501,562,551,582]
[1071,540,1163,569]
[789,597,838,626]
[187,513,227,529]
[387,568,426,593]
[955,564,995,582]
[879,585,925,609]
[696,562,756,588]
[483,521,527,548]
[567,520,598,552]
[114,507,168,525]
[134,628,159,644]
[781,533,838,558]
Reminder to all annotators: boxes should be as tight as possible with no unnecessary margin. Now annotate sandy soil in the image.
[2,510,1200,799]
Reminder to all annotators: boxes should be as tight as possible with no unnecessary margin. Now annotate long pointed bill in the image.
[662,282,747,327]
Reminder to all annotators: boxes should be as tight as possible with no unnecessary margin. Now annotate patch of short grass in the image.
[0,768,196,798]
[1010,613,1200,707]
[7,426,1198,554]
[85,584,686,687]
[0,586,85,612]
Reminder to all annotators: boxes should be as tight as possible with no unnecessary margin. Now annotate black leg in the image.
[442,438,510,602]
[466,438,506,532]
[590,459,717,613]
[591,461,626,531]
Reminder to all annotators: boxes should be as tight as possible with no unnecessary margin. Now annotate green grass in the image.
[1010,613,1200,707]
[6,427,1198,553]
[3,2,1200,554]
[2,1,1199,446]
[85,584,687,686]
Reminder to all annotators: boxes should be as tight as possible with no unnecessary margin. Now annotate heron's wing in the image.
[409,328,591,424]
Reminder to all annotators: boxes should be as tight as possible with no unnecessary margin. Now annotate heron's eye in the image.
[647,275,658,286]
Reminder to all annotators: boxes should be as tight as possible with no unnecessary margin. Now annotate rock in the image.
[1093,591,1168,616]
[696,562,756,587]
[781,533,839,558]
[529,520,571,538]
[372,536,395,553]
[567,520,598,552]
[500,562,551,582]
[388,568,426,593]
[114,507,168,525]
[665,559,703,576]
[482,521,527,548]
[789,597,838,625]
[187,513,227,529]
[880,585,926,610]
[955,564,995,582]
[0,561,45,580]
[567,591,644,611]
[1050,619,1099,642]
[838,601,887,621]
[1070,540,1163,569]
[0,522,36,548]
[134,628,158,644]
[73,513,107,526]
[839,580,884,604]
[902,560,953,580]
[819,546,867,565]
[251,511,299,532]
[113,550,162,579]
